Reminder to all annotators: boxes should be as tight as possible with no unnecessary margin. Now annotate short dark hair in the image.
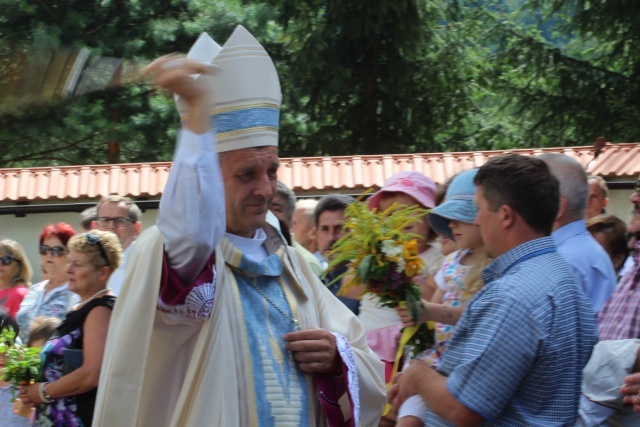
[474,154,559,235]
[314,194,356,227]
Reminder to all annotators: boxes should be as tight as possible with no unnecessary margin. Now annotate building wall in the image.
[0,209,158,284]
[0,187,636,284]
[607,190,634,224]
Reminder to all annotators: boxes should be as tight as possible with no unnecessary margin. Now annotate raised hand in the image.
[141,54,214,134]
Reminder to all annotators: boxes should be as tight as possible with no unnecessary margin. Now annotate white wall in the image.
[0,209,158,284]
[607,189,634,224]
[0,187,635,284]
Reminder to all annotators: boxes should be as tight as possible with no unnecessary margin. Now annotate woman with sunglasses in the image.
[19,230,121,427]
[0,240,32,319]
[16,223,78,343]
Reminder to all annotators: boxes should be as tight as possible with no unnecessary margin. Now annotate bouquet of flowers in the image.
[327,195,435,357]
[0,327,42,399]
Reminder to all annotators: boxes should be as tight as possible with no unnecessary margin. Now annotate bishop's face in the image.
[220,146,279,238]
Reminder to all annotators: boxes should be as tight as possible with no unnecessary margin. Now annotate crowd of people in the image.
[1,25,640,427]
[0,195,141,425]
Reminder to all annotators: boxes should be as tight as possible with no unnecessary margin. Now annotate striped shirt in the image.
[424,237,597,426]
[598,243,640,340]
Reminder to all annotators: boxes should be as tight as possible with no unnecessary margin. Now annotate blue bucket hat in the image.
[428,168,479,240]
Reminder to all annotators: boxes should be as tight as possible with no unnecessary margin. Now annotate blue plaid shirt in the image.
[424,237,597,426]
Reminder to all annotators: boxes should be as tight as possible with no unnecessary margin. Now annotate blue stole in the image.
[228,249,311,426]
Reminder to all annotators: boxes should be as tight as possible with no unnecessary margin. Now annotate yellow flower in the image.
[403,239,420,256]
[405,258,423,277]
[402,239,424,276]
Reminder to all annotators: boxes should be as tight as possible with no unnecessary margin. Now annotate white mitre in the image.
[175,26,282,152]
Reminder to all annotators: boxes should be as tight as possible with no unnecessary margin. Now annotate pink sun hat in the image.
[368,171,437,211]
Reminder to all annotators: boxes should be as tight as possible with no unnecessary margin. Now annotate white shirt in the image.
[108,242,134,296]
[157,130,226,284]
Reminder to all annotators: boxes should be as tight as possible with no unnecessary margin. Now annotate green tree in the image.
[4,0,639,166]
[0,0,275,167]
[255,0,493,156]
[469,0,640,148]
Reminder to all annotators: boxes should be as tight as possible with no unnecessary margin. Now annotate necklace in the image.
[232,267,301,331]
[74,288,111,311]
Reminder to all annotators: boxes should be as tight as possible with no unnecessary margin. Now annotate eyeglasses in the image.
[39,245,68,257]
[0,255,20,266]
[96,216,135,228]
[84,233,110,267]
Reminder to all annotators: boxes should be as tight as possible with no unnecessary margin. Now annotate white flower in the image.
[381,240,403,257]
[395,259,406,273]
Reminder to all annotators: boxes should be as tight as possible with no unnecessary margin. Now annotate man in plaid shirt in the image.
[598,187,640,340]
[576,180,640,426]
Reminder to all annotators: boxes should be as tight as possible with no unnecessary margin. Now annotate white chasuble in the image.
[92,226,386,426]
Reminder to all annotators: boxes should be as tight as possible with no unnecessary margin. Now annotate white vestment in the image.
[92,130,385,426]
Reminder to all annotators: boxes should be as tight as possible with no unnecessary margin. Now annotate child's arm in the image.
[396,300,465,327]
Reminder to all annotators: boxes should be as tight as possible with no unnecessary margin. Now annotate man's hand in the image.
[392,360,432,407]
[284,328,341,374]
[141,54,214,134]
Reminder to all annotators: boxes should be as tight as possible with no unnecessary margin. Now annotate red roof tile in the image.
[1,142,638,202]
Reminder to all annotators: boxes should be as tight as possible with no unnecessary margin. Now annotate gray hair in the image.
[96,195,142,222]
[538,153,588,221]
[588,175,609,198]
[276,181,297,222]
[79,206,97,231]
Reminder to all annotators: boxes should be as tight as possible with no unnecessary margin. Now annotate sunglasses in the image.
[39,245,68,257]
[84,233,110,267]
[0,255,20,266]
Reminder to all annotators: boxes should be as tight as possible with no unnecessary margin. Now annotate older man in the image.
[270,181,323,276]
[93,27,385,427]
[92,195,142,295]
[538,154,617,313]
[586,175,609,219]
[292,199,319,254]
[392,154,597,426]
[79,206,97,231]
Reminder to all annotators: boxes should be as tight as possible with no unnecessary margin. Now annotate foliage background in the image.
[0,0,637,167]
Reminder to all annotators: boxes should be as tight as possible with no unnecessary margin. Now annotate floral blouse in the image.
[16,281,77,343]
[34,296,114,427]
[410,249,473,367]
